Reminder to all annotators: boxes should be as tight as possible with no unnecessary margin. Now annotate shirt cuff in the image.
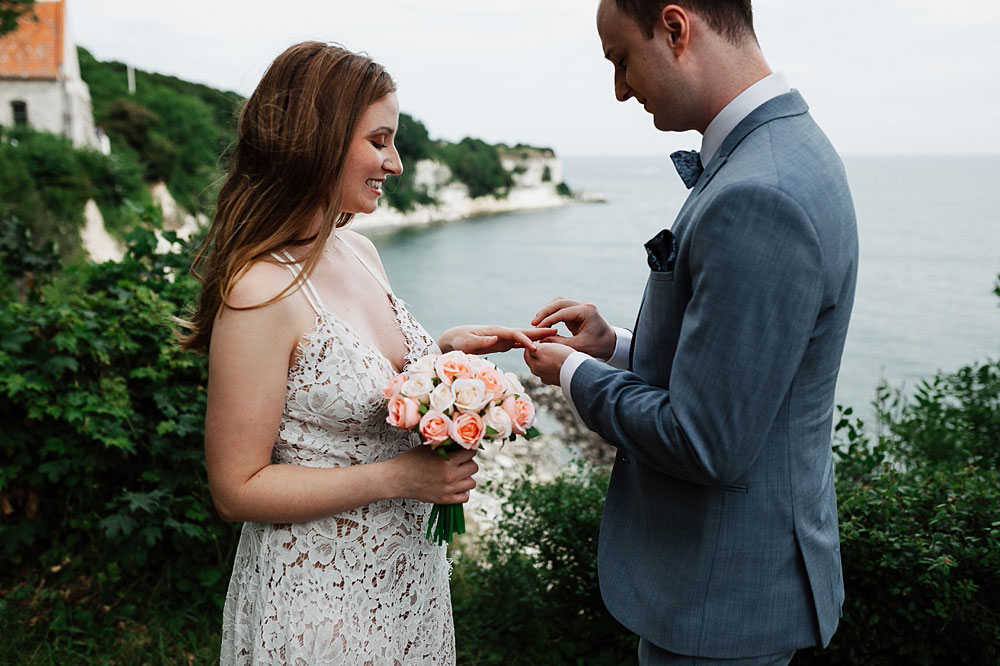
[607,327,632,370]
[559,351,592,424]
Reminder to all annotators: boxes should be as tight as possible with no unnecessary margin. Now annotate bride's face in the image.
[340,93,402,215]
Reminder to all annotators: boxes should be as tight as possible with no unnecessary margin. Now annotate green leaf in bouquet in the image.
[419,404,429,414]
[485,426,498,435]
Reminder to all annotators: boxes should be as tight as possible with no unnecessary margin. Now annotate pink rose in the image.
[448,411,485,450]
[386,395,421,430]
[475,366,506,401]
[501,395,536,435]
[382,373,407,400]
[434,350,474,386]
[419,410,452,447]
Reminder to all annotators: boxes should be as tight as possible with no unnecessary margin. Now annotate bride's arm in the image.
[203,262,477,524]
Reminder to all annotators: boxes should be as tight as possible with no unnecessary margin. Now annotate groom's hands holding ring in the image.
[524,298,616,386]
[530,298,616,359]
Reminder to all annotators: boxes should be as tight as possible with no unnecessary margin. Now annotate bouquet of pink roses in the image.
[384,349,539,545]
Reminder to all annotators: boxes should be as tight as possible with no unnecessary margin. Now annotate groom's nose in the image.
[614,70,633,102]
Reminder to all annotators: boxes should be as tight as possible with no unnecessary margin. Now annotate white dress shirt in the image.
[701,72,790,168]
[558,73,791,419]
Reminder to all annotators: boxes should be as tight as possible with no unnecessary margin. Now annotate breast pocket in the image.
[648,270,675,283]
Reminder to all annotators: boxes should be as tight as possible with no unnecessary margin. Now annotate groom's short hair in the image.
[615,0,756,44]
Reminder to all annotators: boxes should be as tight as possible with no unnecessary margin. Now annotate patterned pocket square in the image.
[644,228,677,272]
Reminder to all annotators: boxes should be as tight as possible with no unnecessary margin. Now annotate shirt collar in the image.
[700,72,791,168]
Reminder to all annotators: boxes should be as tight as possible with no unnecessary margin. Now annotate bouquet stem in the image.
[425,443,467,545]
[425,503,465,545]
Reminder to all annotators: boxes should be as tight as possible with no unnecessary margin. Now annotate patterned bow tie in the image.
[670,150,703,189]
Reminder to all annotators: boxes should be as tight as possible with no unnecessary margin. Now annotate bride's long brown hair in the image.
[178,41,396,353]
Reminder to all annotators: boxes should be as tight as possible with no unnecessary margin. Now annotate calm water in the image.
[370,155,1000,422]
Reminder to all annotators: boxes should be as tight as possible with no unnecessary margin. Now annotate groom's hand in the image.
[531,297,616,361]
[523,342,575,386]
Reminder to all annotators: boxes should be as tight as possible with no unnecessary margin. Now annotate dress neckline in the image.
[273,245,411,375]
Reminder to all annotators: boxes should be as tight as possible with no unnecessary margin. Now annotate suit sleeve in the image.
[570,183,824,486]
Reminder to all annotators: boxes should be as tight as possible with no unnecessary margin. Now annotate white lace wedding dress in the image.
[219,249,454,665]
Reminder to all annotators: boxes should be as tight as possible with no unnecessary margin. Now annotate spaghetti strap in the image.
[340,238,393,296]
[270,251,327,315]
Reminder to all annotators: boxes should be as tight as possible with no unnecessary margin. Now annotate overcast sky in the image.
[68,0,1000,157]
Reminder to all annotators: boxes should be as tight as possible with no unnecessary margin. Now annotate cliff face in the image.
[352,148,571,233]
[79,182,206,262]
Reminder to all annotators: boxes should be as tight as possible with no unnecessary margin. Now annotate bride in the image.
[179,41,550,664]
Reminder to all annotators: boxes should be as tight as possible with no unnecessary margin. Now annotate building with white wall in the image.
[0,0,104,151]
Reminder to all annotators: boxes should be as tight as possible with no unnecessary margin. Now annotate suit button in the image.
[620,454,630,463]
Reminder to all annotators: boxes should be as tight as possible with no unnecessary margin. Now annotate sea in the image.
[370,155,1000,426]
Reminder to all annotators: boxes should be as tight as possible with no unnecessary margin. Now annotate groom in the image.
[524,1,857,664]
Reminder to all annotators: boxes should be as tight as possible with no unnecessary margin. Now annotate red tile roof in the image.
[0,1,64,80]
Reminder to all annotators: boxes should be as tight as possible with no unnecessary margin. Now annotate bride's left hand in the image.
[438,325,557,355]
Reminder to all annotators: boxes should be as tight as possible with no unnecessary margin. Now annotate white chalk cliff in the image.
[351,149,579,234]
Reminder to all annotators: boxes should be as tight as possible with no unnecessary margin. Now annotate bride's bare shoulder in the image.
[341,229,377,254]
[341,230,389,279]
[224,258,299,312]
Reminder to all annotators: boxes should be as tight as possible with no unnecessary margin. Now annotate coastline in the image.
[351,153,605,235]
[351,184,601,235]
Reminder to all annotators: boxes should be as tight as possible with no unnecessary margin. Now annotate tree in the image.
[0,0,33,37]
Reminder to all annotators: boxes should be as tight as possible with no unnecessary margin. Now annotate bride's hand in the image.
[437,325,557,355]
[387,445,479,504]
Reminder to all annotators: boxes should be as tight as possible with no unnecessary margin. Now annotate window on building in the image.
[11,101,28,127]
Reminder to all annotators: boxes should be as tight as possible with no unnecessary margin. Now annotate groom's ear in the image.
[657,5,690,54]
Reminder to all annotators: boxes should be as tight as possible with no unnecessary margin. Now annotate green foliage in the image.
[451,463,636,664]
[437,136,514,199]
[1,129,89,245]
[0,212,59,301]
[395,112,433,163]
[541,165,552,182]
[382,113,437,212]
[797,355,1000,664]
[0,219,238,650]
[1,572,221,665]
[0,0,33,37]
[101,98,178,183]
[556,181,573,197]
[879,365,999,470]
[77,47,240,212]
[0,126,152,253]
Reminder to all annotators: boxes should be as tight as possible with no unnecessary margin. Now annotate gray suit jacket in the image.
[571,91,856,658]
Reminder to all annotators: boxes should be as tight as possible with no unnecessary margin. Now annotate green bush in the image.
[437,136,514,199]
[0,223,237,657]
[382,113,438,212]
[797,354,1000,664]
[395,112,433,164]
[805,461,1000,665]
[79,47,239,213]
[2,129,89,250]
[0,126,152,252]
[451,463,637,664]
[0,212,59,300]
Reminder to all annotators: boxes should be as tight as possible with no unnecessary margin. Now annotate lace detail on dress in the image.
[220,255,451,665]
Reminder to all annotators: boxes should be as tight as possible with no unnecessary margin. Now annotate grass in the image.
[0,573,221,665]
